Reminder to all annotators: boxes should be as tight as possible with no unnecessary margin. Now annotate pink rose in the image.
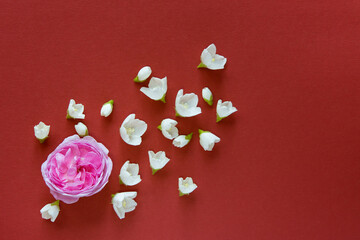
[41,135,113,204]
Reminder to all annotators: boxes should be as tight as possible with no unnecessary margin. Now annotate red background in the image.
[1,0,360,239]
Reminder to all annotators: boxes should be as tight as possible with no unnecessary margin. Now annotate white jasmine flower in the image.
[100,100,114,117]
[66,99,85,119]
[175,89,202,117]
[134,66,152,82]
[34,121,50,143]
[178,177,197,196]
[202,87,213,106]
[40,200,60,222]
[157,118,179,140]
[148,151,170,175]
[216,99,238,122]
[140,77,167,102]
[74,122,88,137]
[120,114,147,146]
[112,192,137,219]
[172,133,193,148]
[199,129,220,151]
[119,160,141,186]
[198,43,227,70]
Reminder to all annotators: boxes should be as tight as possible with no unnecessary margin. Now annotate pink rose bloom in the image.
[41,135,112,204]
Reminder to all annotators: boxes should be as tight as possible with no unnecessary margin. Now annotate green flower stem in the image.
[185,133,193,141]
[198,129,209,135]
[133,76,140,82]
[197,62,207,68]
[152,168,159,175]
[157,125,162,131]
[38,136,48,143]
[51,200,60,206]
[160,94,166,103]
[216,114,224,123]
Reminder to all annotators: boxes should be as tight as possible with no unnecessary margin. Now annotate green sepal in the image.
[160,94,166,103]
[84,129,89,136]
[216,114,224,123]
[111,194,115,199]
[38,136,48,143]
[198,129,209,135]
[66,111,72,119]
[175,111,181,117]
[51,200,60,206]
[152,168,159,175]
[119,176,124,185]
[106,99,114,106]
[185,132,193,141]
[157,125,162,131]
[179,191,188,197]
[197,62,207,68]
[204,95,213,106]
[133,76,140,82]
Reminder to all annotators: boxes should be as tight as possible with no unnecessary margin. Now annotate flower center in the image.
[126,127,135,136]
[184,183,189,187]
[122,200,127,207]
[181,103,189,109]
[212,58,215,62]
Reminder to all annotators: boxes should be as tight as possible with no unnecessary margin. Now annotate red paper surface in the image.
[1,1,360,239]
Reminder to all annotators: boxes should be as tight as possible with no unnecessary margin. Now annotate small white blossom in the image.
[134,66,152,82]
[40,200,60,222]
[100,100,114,117]
[202,87,213,106]
[198,43,227,70]
[178,177,197,196]
[158,118,179,140]
[74,122,88,137]
[175,89,202,117]
[67,99,85,119]
[120,113,147,146]
[148,151,170,175]
[34,121,50,143]
[199,129,220,151]
[119,160,141,186]
[140,77,167,102]
[172,133,193,148]
[216,99,238,122]
[112,192,137,219]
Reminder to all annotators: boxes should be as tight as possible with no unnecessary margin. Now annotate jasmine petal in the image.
[120,114,147,146]
[34,121,50,143]
[67,99,85,119]
[202,87,213,106]
[175,89,202,117]
[198,44,227,70]
[101,100,114,117]
[216,99,237,122]
[74,122,88,137]
[178,177,197,196]
[148,151,170,175]
[40,200,60,222]
[112,192,137,219]
[172,133,193,148]
[134,66,152,82]
[199,129,220,151]
[119,160,141,186]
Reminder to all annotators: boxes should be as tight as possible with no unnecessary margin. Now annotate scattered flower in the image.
[178,177,197,196]
[172,133,193,148]
[66,99,85,119]
[100,100,114,117]
[202,87,213,106]
[112,192,137,219]
[120,114,147,146]
[148,151,170,175]
[74,122,88,137]
[175,89,202,117]
[134,66,152,82]
[119,160,141,186]
[40,200,60,222]
[199,129,220,151]
[216,99,238,122]
[140,77,167,102]
[41,135,113,204]
[197,43,227,70]
[34,121,50,143]
[157,118,179,140]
